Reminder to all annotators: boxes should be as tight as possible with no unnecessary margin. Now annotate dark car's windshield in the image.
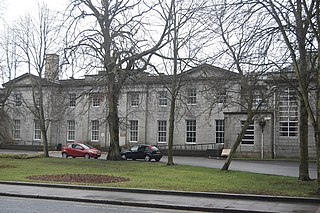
[148,146,160,151]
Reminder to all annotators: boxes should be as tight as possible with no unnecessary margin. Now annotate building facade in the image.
[1,56,317,159]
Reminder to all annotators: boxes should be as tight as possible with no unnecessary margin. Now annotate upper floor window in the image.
[241,120,254,145]
[159,91,168,106]
[15,94,22,106]
[187,88,197,105]
[217,90,227,104]
[215,120,224,143]
[131,93,139,107]
[279,88,298,137]
[186,120,196,143]
[69,94,76,107]
[13,119,21,140]
[92,95,100,107]
[34,94,40,107]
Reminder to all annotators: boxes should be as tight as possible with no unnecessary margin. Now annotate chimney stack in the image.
[45,54,59,81]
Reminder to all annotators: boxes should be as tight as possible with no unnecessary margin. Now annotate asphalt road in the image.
[0,149,317,178]
[0,196,192,213]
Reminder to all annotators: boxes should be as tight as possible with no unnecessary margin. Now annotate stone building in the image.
[1,55,317,159]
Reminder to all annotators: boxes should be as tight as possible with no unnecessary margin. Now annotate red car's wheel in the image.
[62,152,68,158]
[84,153,90,159]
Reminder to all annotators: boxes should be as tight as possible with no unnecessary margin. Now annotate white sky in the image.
[2,0,68,24]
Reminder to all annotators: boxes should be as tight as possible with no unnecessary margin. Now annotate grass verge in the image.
[0,157,318,198]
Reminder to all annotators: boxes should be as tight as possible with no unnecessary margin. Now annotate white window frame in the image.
[13,119,21,140]
[215,120,224,143]
[186,120,196,143]
[92,95,100,107]
[187,88,197,105]
[91,120,99,141]
[241,120,254,145]
[15,94,22,106]
[67,120,75,141]
[69,94,76,107]
[34,120,41,140]
[159,91,168,107]
[157,120,167,143]
[279,88,298,137]
[129,120,138,142]
[131,93,139,107]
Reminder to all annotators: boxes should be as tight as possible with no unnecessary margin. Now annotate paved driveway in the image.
[160,156,317,179]
[0,149,317,178]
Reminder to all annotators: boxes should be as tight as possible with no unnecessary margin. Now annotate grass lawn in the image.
[0,156,318,198]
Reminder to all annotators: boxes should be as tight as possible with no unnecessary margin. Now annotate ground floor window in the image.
[186,120,196,143]
[67,120,75,141]
[34,120,41,140]
[241,120,254,145]
[279,88,298,137]
[91,120,99,141]
[215,120,224,143]
[157,120,167,143]
[129,120,138,142]
[13,119,21,139]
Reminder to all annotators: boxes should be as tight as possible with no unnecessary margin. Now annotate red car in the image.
[61,143,101,159]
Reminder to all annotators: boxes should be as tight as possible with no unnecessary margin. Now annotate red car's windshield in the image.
[81,144,93,149]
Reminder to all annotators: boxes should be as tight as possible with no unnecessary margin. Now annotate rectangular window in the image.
[187,89,197,105]
[91,120,99,141]
[69,94,76,107]
[92,95,100,107]
[34,120,41,140]
[13,119,21,139]
[215,120,224,143]
[279,88,298,137]
[217,90,227,104]
[241,120,254,145]
[131,93,139,107]
[186,120,196,143]
[129,120,138,142]
[67,120,75,141]
[34,94,40,107]
[159,91,168,106]
[15,94,22,106]
[157,120,167,143]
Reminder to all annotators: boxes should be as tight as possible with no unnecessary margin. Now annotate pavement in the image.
[0,181,319,213]
[1,149,320,212]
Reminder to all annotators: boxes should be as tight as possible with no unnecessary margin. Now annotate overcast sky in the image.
[2,0,68,24]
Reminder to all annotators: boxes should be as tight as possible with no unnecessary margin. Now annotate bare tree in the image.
[12,4,63,157]
[0,26,20,144]
[64,0,174,160]
[255,0,319,191]
[201,2,276,171]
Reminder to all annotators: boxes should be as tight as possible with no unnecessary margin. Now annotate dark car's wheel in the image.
[84,153,90,159]
[155,158,160,162]
[62,152,68,158]
[121,154,127,160]
[144,155,151,161]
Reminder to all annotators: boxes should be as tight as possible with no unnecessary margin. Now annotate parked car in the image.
[121,145,162,161]
[61,142,101,159]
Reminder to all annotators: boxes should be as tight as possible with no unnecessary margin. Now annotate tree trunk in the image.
[106,84,122,160]
[299,99,310,180]
[222,112,254,171]
[167,95,176,166]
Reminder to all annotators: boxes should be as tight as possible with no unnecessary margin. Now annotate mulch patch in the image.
[26,174,130,184]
